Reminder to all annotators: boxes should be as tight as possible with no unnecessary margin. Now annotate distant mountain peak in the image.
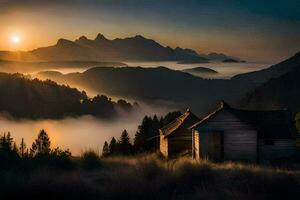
[134,35,146,39]
[78,36,89,41]
[56,38,75,46]
[208,52,226,57]
[95,33,108,41]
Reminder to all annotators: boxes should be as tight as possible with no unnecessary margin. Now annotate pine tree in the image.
[19,138,26,158]
[134,116,151,153]
[12,142,19,154]
[0,132,14,150]
[118,129,132,155]
[31,129,51,156]
[109,137,117,155]
[102,141,110,157]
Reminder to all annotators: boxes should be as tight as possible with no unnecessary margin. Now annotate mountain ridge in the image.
[35,51,300,114]
[0,33,241,62]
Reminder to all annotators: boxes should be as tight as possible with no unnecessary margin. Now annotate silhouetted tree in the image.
[1,132,13,150]
[19,138,27,157]
[30,129,51,156]
[0,132,20,169]
[117,130,132,155]
[109,137,117,155]
[102,141,109,157]
[134,116,152,153]
[133,111,182,154]
[12,142,18,154]
[162,111,182,125]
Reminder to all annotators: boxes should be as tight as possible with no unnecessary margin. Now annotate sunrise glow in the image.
[10,34,21,45]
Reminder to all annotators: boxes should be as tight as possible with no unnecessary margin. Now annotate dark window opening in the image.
[264,139,274,145]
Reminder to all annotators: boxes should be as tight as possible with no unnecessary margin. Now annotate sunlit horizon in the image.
[0,0,299,63]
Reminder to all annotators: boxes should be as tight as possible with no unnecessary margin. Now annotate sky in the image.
[0,0,299,62]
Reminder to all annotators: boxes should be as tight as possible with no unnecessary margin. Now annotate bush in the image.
[81,150,102,169]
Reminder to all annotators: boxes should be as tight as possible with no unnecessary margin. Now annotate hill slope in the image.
[0,73,135,119]
[232,52,300,85]
[36,67,246,114]
[240,68,300,111]
[36,51,300,114]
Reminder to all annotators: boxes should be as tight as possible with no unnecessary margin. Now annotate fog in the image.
[0,61,269,155]
[0,102,175,156]
[125,61,270,79]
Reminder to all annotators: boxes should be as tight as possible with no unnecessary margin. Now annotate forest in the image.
[0,73,137,119]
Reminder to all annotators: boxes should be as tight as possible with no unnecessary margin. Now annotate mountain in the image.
[36,66,247,114]
[182,67,219,78]
[0,60,126,73]
[222,58,245,63]
[0,34,208,62]
[232,52,300,85]
[199,52,244,62]
[35,52,300,114]
[240,68,300,111]
[0,73,136,119]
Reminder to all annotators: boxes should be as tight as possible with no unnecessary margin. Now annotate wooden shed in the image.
[159,109,199,158]
[191,101,297,163]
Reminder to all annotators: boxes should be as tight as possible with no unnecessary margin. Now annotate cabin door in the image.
[200,132,224,161]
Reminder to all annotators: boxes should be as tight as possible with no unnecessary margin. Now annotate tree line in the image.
[0,111,182,170]
[102,111,181,157]
[0,129,73,170]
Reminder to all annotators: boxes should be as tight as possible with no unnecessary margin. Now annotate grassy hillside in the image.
[0,154,299,200]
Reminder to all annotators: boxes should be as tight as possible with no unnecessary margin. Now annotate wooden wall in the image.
[159,130,168,157]
[258,139,296,162]
[194,110,258,162]
[168,129,192,157]
[160,129,193,158]
[194,130,200,159]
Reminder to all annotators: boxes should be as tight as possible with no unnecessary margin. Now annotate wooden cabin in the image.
[159,109,199,158]
[191,101,298,163]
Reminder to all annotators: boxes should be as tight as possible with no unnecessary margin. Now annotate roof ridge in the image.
[160,110,199,137]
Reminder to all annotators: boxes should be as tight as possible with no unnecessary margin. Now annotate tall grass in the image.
[0,154,299,200]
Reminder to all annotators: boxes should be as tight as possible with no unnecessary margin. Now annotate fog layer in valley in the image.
[0,103,174,155]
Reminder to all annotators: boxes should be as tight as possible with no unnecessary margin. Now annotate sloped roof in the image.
[160,109,200,138]
[191,101,297,139]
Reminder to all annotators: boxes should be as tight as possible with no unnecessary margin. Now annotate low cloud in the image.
[0,101,175,155]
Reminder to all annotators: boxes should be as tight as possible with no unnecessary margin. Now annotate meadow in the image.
[1,153,299,200]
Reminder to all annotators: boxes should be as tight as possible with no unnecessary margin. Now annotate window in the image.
[264,139,274,145]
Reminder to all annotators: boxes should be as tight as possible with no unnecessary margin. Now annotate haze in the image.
[0,0,299,62]
[0,103,173,155]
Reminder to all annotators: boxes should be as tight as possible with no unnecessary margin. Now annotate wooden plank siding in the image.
[193,130,200,159]
[159,130,168,157]
[193,109,258,162]
[258,139,296,162]
[167,129,192,157]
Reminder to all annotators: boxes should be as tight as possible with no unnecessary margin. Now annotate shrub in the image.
[81,150,102,169]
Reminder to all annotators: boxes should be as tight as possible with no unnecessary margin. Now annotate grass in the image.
[0,154,299,200]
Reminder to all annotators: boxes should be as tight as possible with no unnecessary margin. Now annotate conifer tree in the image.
[109,137,117,155]
[134,116,151,152]
[19,138,26,158]
[31,129,51,156]
[12,142,19,154]
[118,129,132,155]
[102,141,110,157]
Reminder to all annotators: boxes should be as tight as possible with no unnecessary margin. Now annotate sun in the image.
[10,35,21,44]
